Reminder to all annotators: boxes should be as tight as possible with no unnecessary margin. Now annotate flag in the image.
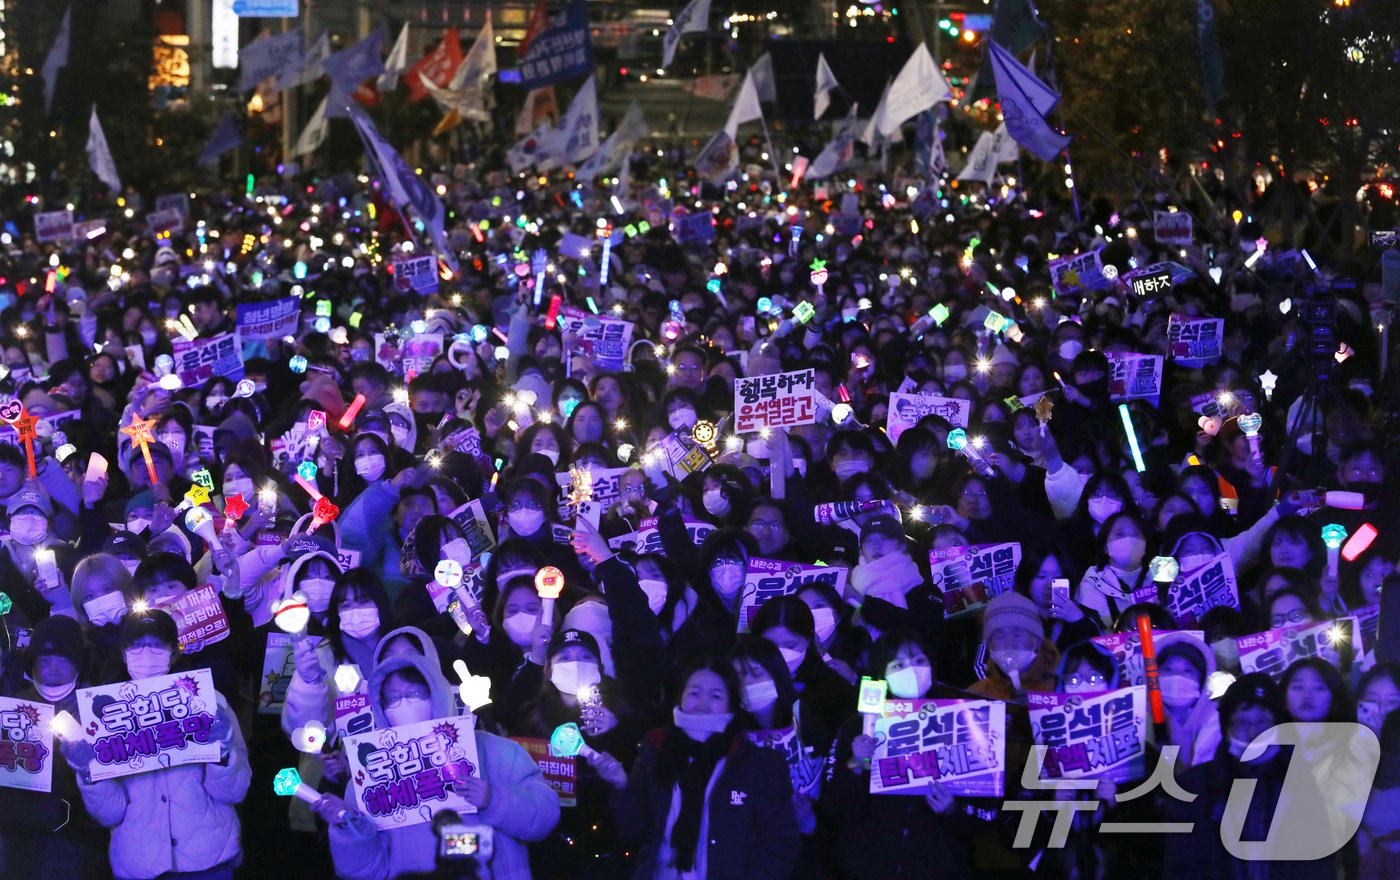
[681,74,740,102]
[517,0,593,90]
[348,107,457,272]
[1198,0,1224,115]
[555,75,600,166]
[423,14,496,126]
[239,29,305,93]
[723,70,762,138]
[991,122,1020,163]
[86,107,121,192]
[987,40,1070,161]
[517,0,550,57]
[662,0,710,68]
[516,87,557,135]
[198,113,242,166]
[576,101,646,180]
[814,52,839,120]
[405,28,462,102]
[967,0,1049,102]
[694,130,737,182]
[915,111,948,178]
[322,26,386,95]
[451,15,497,90]
[808,105,859,180]
[41,6,72,116]
[294,94,331,155]
[378,24,411,91]
[750,53,776,102]
[294,31,330,87]
[876,44,950,138]
[958,131,998,184]
[507,124,553,173]
[861,80,891,145]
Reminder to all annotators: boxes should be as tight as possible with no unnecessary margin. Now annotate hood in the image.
[1155,630,1218,679]
[278,549,342,605]
[373,625,444,674]
[215,411,260,445]
[367,653,455,729]
[561,602,613,676]
[1162,514,1225,559]
[384,402,419,451]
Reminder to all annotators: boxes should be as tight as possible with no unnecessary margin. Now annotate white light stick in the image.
[453,659,493,711]
[34,547,60,589]
[50,710,82,742]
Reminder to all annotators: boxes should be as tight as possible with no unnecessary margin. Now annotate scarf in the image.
[850,552,923,609]
[662,725,734,872]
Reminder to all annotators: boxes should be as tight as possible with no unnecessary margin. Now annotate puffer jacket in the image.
[76,690,250,880]
[327,654,561,880]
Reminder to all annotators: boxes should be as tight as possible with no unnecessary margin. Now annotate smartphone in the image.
[1051,579,1071,610]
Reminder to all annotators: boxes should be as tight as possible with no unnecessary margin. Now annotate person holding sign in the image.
[314,654,559,880]
[61,610,249,880]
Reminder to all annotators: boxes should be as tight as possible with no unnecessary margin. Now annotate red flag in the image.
[517,0,550,58]
[352,81,380,107]
[404,28,463,102]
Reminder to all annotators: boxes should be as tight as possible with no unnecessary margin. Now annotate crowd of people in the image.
[0,127,1394,880]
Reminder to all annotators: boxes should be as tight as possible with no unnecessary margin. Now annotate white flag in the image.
[378,24,411,91]
[423,18,498,125]
[860,80,891,145]
[576,100,646,180]
[41,6,72,116]
[751,53,777,103]
[86,107,121,192]
[991,123,1020,164]
[507,124,553,173]
[808,105,859,180]
[294,94,331,155]
[557,74,600,166]
[724,70,762,138]
[662,0,710,68]
[876,43,951,137]
[295,32,331,87]
[957,131,998,184]
[814,52,839,120]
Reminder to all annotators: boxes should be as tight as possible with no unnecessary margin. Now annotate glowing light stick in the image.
[1149,556,1179,584]
[292,720,327,754]
[337,394,366,431]
[947,429,995,478]
[545,294,562,330]
[1118,404,1146,473]
[789,224,803,256]
[453,659,493,711]
[293,474,339,533]
[531,248,547,307]
[1321,524,1348,579]
[1136,617,1164,725]
[274,768,338,818]
[1238,413,1263,465]
[273,591,311,638]
[223,493,249,526]
[334,664,362,694]
[33,547,59,589]
[121,413,160,484]
[1342,523,1378,562]
[809,259,828,296]
[1260,370,1278,400]
[289,355,308,374]
[0,592,11,616]
[1324,491,1365,510]
[184,507,220,557]
[857,676,887,738]
[10,410,38,478]
[535,566,564,622]
[549,722,601,761]
[599,232,613,286]
[1034,395,1054,438]
[50,710,81,742]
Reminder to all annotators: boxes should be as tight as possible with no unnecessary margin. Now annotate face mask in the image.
[441,538,471,567]
[140,330,157,346]
[778,646,805,675]
[355,454,386,481]
[672,706,734,741]
[340,607,380,639]
[35,678,77,702]
[887,664,933,699]
[550,660,601,696]
[990,648,1036,680]
[1087,496,1123,524]
[702,488,731,517]
[944,364,967,381]
[223,478,254,500]
[833,459,868,480]
[301,578,335,614]
[385,696,433,727]
[9,514,47,546]
[537,448,561,466]
[741,680,779,713]
[1178,553,1214,573]
[1106,536,1146,568]
[669,406,697,431]
[791,458,807,478]
[1159,674,1202,708]
[124,648,173,680]
[811,607,837,644]
[1348,480,1382,502]
[391,424,410,447]
[638,578,670,615]
[508,508,546,537]
[504,611,538,647]
[711,563,745,598]
[126,517,151,536]
[1059,339,1084,361]
[83,591,128,627]
[205,395,228,412]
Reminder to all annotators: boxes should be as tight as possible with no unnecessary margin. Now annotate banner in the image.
[672,212,715,245]
[555,307,634,371]
[172,332,244,387]
[1028,687,1148,783]
[392,255,440,295]
[652,431,713,478]
[1166,314,1224,366]
[870,699,1005,796]
[0,697,54,792]
[1237,619,1352,680]
[446,499,497,559]
[405,29,463,102]
[607,516,715,555]
[236,297,300,342]
[75,669,222,781]
[34,210,74,243]
[511,737,576,807]
[258,633,322,714]
[662,0,709,67]
[238,28,304,92]
[930,543,1021,617]
[738,558,848,632]
[1047,250,1107,295]
[553,466,630,522]
[155,584,231,653]
[1104,352,1164,405]
[1154,211,1193,246]
[517,0,592,91]
[747,725,823,796]
[887,392,971,443]
[1092,630,1203,687]
[344,714,481,830]
[0,410,79,449]
[735,368,817,434]
[1162,553,1238,627]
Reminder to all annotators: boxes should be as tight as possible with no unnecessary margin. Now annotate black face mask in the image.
[1348,480,1383,502]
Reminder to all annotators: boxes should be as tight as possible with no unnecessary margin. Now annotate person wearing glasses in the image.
[742,498,791,559]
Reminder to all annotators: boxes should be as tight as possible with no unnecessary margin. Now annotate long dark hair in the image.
[751,595,819,682]
[729,636,798,729]
[326,569,392,663]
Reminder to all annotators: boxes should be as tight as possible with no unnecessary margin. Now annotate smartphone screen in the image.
[1051,579,1071,608]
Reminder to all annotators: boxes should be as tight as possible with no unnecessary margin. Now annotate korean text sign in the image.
[1167,314,1224,366]
[739,558,848,632]
[172,332,245,387]
[931,543,1022,617]
[0,696,54,792]
[235,297,300,342]
[1162,553,1239,627]
[75,669,222,781]
[735,368,817,434]
[870,699,1005,796]
[345,715,481,830]
[887,393,971,443]
[1028,687,1148,783]
[157,584,231,653]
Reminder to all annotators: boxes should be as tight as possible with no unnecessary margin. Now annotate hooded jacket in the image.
[327,654,560,880]
[278,549,356,738]
[1154,631,1222,767]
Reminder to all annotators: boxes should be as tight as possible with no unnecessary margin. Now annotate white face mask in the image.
[1160,674,1202,708]
[385,696,433,727]
[672,706,734,741]
[811,607,837,645]
[223,478,254,500]
[711,562,745,599]
[1106,536,1146,568]
[550,660,601,696]
[887,664,933,699]
[702,488,731,517]
[504,611,538,647]
[35,677,77,702]
[440,538,471,567]
[125,648,173,680]
[791,458,807,477]
[355,453,386,481]
[537,447,560,466]
[1088,497,1123,524]
[832,459,868,480]
[83,591,128,627]
[9,514,47,546]
[741,679,779,713]
[1059,339,1084,361]
[391,424,410,447]
[669,406,697,431]
[126,517,151,536]
[508,509,546,537]
[778,646,805,675]
[638,578,670,615]
[340,607,380,639]
[301,577,336,614]
[1178,553,1214,573]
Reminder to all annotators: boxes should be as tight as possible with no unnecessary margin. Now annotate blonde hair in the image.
[71,554,137,622]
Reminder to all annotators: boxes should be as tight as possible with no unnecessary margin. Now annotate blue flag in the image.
[322,26,386,95]
[987,41,1069,162]
[517,0,592,91]
[198,113,243,167]
[238,28,305,93]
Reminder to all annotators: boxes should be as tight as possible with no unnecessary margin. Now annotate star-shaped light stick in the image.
[121,413,159,484]
[292,473,340,533]
[10,410,38,478]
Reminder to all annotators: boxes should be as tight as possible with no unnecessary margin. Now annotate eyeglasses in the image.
[1090,491,1121,501]
[507,500,543,513]
[1270,609,1310,629]
[383,687,429,707]
[747,519,786,532]
[1065,672,1106,688]
[672,363,704,373]
[126,643,170,655]
[959,490,988,499]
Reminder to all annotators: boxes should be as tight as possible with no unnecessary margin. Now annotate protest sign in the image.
[747,724,824,796]
[652,431,713,478]
[930,543,1021,617]
[1028,687,1148,784]
[145,208,186,238]
[1167,314,1224,366]
[258,633,322,714]
[1237,618,1353,680]
[0,697,54,792]
[672,211,715,245]
[1105,352,1164,405]
[155,193,191,217]
[1047,250,1107,294]
[392,254,439,295]
[511,737,577,807]
[156,584,231,653]
[73,218,108,241]
[887,392,972,443]
[172,332,244,387]
[735,368,817,434]
[334,690,373,739]
[75,668,222,781]
[1153,211,1193,246]
[738,558,848,632]
[34,211,74,243]
[553,466,630,521]
[0,410,81,449]
[1092,630,1204,687]
[608,516,716,555]
[870,699,1005,797]
[446,499,497,558]
[344,714,481,830]
[374,332,444,378]
[236,297,300,342]
[1161,553,1238,627]
[555,307,635,371]
[1129,268,1173,297]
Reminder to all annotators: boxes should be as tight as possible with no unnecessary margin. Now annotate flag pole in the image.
[757,114,783,188]
[346,109,423,251]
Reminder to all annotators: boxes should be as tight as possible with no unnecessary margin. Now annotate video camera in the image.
[431,810,494,879]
